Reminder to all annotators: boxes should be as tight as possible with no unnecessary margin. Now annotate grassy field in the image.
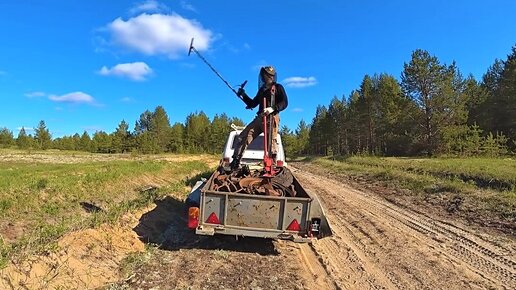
[0,149,217,268]
[303,156,515,231]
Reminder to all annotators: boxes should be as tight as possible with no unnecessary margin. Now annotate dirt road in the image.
[3,164,514,289]
[292,166,515,289]
[111,165,514,289]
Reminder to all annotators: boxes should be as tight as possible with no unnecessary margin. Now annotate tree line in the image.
[281,46,515,157]
[0,107,244,154]
[1,46,514,157]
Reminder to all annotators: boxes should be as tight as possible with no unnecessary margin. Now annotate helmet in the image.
[261,66,276,77]
[258,66,277,89]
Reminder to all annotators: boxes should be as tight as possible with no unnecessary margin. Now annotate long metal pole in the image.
[188,38,244,100]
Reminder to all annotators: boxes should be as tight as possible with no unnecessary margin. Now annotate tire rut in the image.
[291,166,515,289]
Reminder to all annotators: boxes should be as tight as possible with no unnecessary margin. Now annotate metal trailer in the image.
[189,169,332,242]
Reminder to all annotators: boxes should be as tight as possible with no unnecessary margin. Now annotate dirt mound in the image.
[0,209,148,289]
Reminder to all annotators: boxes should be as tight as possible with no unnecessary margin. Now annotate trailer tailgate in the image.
[197,190,312,237]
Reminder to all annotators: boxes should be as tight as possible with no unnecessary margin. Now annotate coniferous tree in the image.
[72,133,81,150]
[34,120,52,150]
[112,120,131,153]
[135,110,153,135]
[359,75,378,153]
[78,131,91,152]
[401,50,468,155]
[135,131,156,154]
[327,96,347,155]
[210,113,231,153]
[493,46,516,146]
[376,74,415,155]
[295,119,310,155]
[279,125,296,157]
[464,75,487,126]
[184,111,210,153]
[308,105,329,155]
[230,117,245,127]
[168,122,184,153]
[150,106,172,152]
[0,128,14,148]
[346,91,365,154]
[16,127,31,149]
[92,131,112,153]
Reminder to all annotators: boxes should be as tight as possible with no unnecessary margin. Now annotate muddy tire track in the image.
[291,166,516,290]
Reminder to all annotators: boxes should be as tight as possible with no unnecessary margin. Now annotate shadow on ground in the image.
[133,196,279,256]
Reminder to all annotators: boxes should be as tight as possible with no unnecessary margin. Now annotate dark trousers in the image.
[233,114,280,159]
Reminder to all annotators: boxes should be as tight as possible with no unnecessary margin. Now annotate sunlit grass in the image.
[308,156,515,228]
[335,156,516,191]
[0,151,217,268]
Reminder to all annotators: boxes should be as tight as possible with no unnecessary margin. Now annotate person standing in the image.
[231,66,289,169]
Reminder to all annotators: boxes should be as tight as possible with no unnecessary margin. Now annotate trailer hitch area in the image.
[276,233,313,243]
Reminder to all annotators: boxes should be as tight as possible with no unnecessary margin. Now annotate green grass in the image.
[307,156,515,229]
[118,243,157,278]
[0,151,216,268]
[335,156,516,190]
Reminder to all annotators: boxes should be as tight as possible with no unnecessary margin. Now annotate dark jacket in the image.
[242,83,288,115]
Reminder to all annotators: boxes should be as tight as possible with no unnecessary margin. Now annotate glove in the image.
[263,107,274,115]
[238,89,254,108]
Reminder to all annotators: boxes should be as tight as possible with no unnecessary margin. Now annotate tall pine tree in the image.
[34,120,52,150]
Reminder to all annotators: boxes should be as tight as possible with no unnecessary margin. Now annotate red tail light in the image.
[188,207,199,229]
[206,212,221,224]
[286,219,301,231]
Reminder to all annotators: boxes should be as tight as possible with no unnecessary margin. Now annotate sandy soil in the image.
[2,164,514,289]
[292,166,515,289]
[0,209,147,289]
[110,165,516,289]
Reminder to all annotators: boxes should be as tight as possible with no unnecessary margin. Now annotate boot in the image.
[230,156,241,170]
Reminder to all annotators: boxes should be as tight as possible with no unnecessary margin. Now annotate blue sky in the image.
[1,1,515,137]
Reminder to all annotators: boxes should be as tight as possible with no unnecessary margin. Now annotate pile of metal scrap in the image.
[208,166,296,197]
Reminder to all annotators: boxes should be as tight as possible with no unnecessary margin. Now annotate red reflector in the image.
[286,219,301,231]
[276,160,284,167]
[188,207,199,229]
[206,212,221,224]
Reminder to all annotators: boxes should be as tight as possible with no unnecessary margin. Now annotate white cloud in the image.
[130,0,169,14]
[48,92,95,104]
[120,97,135,103]
[106,13,213,58]
[17,127,34,132]
[291,108,304,113]
[24,91,46,98]
[99,62,153,81]
[282,76,318,88]
[180,1,197,12]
